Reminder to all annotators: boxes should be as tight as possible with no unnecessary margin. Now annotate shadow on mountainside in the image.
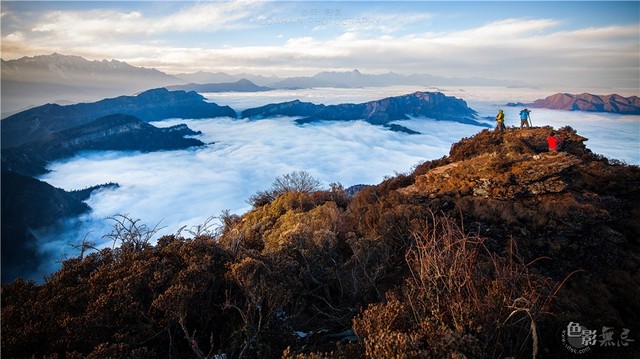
[2,126,639,358]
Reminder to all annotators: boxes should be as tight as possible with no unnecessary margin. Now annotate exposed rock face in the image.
[526,93,640,114]
[406,147,583,200]
[242,91,486,129]
[2,114,204,177]
[1,88,235,148]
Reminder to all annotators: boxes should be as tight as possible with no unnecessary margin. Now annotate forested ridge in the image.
[2,127,639,358]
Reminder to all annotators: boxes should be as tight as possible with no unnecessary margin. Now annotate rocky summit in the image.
[2,126,638,358]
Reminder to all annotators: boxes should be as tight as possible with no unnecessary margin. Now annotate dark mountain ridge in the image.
[1,88,234,148]
[0,172,91,282]
[2,126,638,357]
[2,114,205,177]
[242,91,488,130]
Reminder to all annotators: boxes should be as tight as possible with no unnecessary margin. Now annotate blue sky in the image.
[2,1,639,88]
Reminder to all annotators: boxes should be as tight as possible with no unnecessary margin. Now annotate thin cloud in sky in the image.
[30,1,263,35]
[1,1,638,87]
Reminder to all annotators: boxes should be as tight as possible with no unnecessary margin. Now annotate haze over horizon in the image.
[2,1,639,89]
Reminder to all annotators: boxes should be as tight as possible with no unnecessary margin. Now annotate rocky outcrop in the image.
[1,88,235,148]
[522,92,640,114]
[242,91,486,129]
[405,126,639,260]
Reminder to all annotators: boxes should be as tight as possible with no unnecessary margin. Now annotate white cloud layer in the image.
[31,87,639,281]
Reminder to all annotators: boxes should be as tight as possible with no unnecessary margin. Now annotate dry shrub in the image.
[353,212,560,358]
[449,129,504,162]
[222,190,344,252]
[225,255,298,358]
[263,201,343,253]
[457,197,532,226]
[282,344,362,359]
[412,157,451,178]
[535,193,610,228]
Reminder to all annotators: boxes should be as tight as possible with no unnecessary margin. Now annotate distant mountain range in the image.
[2,53,528,116]
[1,88,234,148]
[242,91,488,132]
[1,53,184,116]
[173,69,526,89]
[507,93,640,115]
[166,79,272,93]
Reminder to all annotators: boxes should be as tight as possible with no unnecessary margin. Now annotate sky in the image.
[1,1,639,88]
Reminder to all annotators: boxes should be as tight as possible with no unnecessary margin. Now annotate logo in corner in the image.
[562,322,594,354]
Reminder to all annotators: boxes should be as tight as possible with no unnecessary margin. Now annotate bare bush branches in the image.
[104,214,164,253]
[250,171,323,207]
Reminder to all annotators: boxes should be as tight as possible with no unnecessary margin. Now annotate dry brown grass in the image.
[352,212,568,358]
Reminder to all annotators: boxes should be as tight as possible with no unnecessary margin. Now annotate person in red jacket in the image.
[547,131,564,151]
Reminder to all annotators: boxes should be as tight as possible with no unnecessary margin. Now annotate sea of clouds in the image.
[33,86,639,280]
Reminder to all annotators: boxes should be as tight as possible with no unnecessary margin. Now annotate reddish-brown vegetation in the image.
[3,127,639,358]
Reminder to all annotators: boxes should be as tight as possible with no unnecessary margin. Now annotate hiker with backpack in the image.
[495,110,506,133]
[519,108,531,128]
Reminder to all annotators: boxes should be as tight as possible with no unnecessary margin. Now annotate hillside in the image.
[1,88,235,149]
[522,93,640,114]
[0,172,91,282]
[3,126,638,358]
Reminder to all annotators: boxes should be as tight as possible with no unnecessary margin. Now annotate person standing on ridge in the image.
[519,108,531,128]
[495,109,506,133]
